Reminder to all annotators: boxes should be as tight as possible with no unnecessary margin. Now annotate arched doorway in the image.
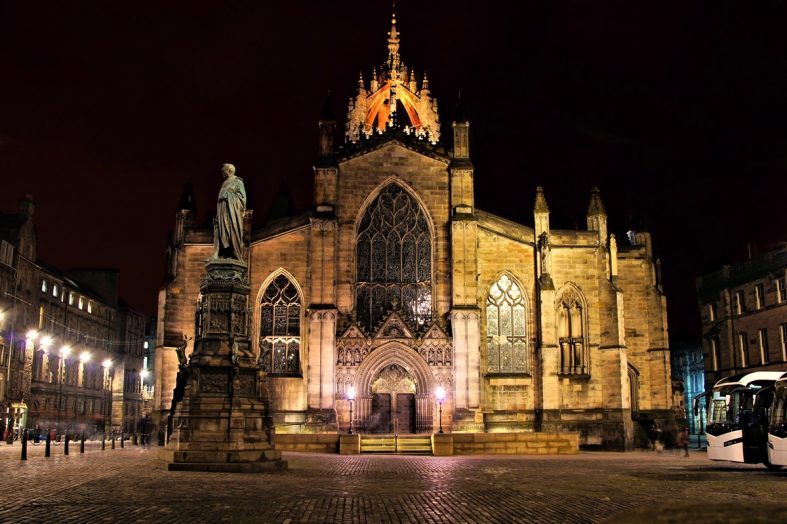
[353,343,434,434]
[369,364,416,433]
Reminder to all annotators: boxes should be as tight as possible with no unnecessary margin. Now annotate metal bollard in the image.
[21,429,28,460]
[101,433,106,450]
[64,432,70,456]
[120,434,125,448]
[133,433,138,446]
[111,435,115,450]
[80,433,85,454]
[45,432,51,458]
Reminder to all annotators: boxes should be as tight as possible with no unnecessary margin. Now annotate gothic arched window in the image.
[259,274,301,375]
[557,286,588,375]
[356,184,432,333]
[486,274,528,373]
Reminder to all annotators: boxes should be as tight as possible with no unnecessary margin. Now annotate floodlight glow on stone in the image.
[60,345,71,357]
[102,358,112,369]
[27,329,38,340]
[40,335,53,348]
[348,386,356,401]
[79,351,91,363]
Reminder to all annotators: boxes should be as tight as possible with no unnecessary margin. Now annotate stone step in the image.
[360,435,433,455]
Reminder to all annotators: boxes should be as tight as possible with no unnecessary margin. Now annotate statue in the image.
[213,163,247,260]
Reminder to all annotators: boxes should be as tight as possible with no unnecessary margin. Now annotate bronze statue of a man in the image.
[213,163,247,260]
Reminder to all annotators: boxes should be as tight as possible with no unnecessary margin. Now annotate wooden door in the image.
[396,393,416,434]
[370,393,391,433]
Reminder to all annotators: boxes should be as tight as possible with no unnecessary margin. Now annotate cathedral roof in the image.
[344,9,441,146]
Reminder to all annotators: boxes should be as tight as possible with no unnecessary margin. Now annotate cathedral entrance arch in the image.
[353,343,434,434]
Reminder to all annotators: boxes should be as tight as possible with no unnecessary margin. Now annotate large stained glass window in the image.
[259,274,301,375]
[557,286,588,375]
[486,274,528,373]
[356,184,432,334]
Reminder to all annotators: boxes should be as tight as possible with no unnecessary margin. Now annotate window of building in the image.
[734,291,745,315]
[778,276,786,304]
[738,332,748,368]
[78,296,84,310]
[355,183,432,334]
[557,286,588,375]
[38,305,45,330]
[68,292,75,306]
[259,274,301,375]
[781,323,787,361]
[0,240,15,267]
[708,303,716,322]
[52,284,58,297]
[710,337,720,371]
[87,301,93,314]
[486,274,528,374]
[759,328,769,364]
[41,280,47,293]
[755,284,764,310]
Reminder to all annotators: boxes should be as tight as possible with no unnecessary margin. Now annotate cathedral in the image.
[153,12,673,450]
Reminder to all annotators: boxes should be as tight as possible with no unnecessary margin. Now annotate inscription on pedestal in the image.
[200,371,229,393]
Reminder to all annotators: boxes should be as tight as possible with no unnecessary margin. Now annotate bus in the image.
[705,371,786,469]
[767,375,787,467]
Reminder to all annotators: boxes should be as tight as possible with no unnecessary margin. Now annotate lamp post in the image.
[102,359,112,435]
[78,351,90,433]
[435,386,445,434]
[347,386,356,435]
[57,345,71,438]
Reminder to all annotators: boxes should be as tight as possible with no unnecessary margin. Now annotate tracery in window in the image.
[259,274,301,375]
[557,286,588,375]
[486,274,528,373]
[355,184,432,334]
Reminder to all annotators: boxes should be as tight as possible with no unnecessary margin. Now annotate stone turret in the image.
[534,186,550,241]
[586,187,608,247]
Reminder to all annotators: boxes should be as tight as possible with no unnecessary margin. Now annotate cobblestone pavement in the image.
[0,442,785,523]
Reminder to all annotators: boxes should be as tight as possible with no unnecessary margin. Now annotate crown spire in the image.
[344,5,441,144]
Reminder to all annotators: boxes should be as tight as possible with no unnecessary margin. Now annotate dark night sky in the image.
[1,1,786,342]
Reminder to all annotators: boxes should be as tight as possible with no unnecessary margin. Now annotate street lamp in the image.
[435,386,445,434]
[57,345,71,437]
[347,386,356,435]
[102,359,112,434]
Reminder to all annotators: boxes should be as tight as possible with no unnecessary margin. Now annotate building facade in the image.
[670,341,706,435]
[154,15,673,449]
[0,196,146,438]
[696,244,787,390]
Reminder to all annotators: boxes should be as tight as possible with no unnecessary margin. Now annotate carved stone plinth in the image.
[162,259,286,472]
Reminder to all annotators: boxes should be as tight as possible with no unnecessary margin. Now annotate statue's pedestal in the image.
[162,259,286,472]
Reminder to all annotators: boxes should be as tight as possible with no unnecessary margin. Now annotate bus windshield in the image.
[772,385,787,426]
[708,388,753,425]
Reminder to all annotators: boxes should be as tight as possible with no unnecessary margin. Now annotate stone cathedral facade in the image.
[154,14,673,449]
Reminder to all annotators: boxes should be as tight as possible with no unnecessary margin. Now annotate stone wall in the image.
[275,433,340,453]
[453,432,579,455]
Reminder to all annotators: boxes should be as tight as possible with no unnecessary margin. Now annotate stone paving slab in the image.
[0,442,785,523]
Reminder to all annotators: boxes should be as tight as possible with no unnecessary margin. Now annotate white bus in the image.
[767,375,787,467]
[705,371,786,469]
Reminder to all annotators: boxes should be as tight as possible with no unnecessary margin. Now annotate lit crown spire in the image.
[345,6,440,145]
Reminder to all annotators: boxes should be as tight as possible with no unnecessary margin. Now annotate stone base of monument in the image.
[162,258,287,473]
[161,373,287,472]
